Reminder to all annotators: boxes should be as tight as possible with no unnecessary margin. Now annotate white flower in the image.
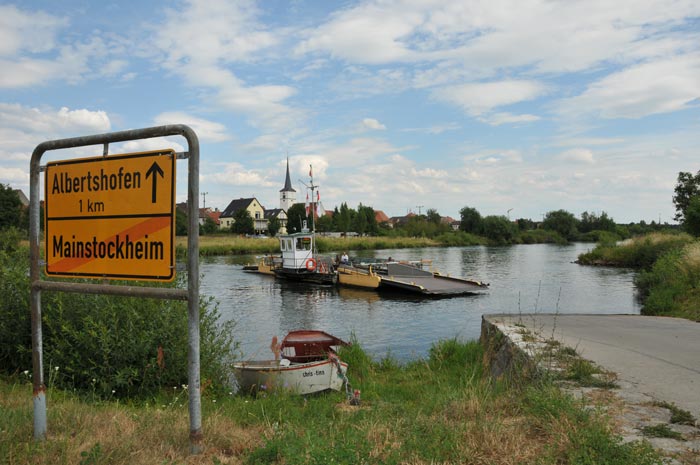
[23,370,29,376]
[54,366,59,371]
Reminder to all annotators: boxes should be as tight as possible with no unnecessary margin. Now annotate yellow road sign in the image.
[45,149,176,281]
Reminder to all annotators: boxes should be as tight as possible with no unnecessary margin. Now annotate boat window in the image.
[286,239,293,250]
[280,240,286,251]
[296,237,311,251]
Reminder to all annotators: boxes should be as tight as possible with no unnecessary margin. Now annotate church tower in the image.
[279,157,296,212]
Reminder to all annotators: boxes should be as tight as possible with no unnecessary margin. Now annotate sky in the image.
[1,0,699,224]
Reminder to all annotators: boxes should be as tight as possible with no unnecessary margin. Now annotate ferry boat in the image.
[273,224,337,285]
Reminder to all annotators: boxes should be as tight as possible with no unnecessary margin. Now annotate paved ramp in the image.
[485,314,700,419]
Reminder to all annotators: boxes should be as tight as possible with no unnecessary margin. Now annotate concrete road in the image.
[489,314,700,419]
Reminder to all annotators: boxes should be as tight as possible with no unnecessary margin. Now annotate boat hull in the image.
[233,358,348,395]
[337,264,381,289]
[273,267,337,285]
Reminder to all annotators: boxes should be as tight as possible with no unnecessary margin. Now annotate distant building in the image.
[14,189,29,207]
[374,210,391,227]
[220,198,266,233]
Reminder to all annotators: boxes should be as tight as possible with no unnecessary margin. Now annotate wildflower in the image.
[212,399,217,403]
[54,366,59,371]
[111,390,115,394]
[23,370,29,376]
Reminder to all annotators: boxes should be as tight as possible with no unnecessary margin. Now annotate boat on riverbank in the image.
[233,330,349,395]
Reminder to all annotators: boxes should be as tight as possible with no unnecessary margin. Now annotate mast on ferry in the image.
[299,164,318,234]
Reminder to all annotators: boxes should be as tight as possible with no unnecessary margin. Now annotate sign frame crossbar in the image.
[29,124,203,453]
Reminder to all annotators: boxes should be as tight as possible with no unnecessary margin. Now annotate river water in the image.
[200,244,640,362]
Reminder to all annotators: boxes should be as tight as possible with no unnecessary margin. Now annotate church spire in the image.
[280,157,296,193]
[279,157,296,212]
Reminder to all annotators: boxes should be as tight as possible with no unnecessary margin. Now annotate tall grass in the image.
[576,232,693,269]
[636,242,700,321]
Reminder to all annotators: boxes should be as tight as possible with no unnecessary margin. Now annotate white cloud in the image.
[362,118,386,131]
[204,162,268,186]
[401,122,460,134]
[295,2,422,64]
[154,112,231,142]
[557,54,700,119]
[0,6,120,89]
[432,80,546,116]
[0,103,110,134]
[479,112,541,126]
[0,5,67,57]
[559,148,596,164]
[117,137,185,154]
[0,167,29,184]
[153,0,301,132]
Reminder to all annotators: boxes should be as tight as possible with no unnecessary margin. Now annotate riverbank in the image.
[576,232,700,322]
[482,314,700,464]
[0,339,663,465]
[175,234,469,257]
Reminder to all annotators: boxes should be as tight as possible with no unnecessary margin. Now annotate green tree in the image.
[0,184,22,231]
[426,208,441,225]
[286,204,307,233]
[355,204,377,236]
[268,216,281,237]
[516,218,535,230]
[580,211,616,233]
[230,209,254,235]
[199,216,218,235]
[481,215,517,244]
[683,196,700,236]
[673,171,700,223]
[334,202,353,234]
[459,206,482,234]
[542,209,578,241]
[175,210,188,236]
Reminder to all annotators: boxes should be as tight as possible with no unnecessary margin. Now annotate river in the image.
[199,243,640,362]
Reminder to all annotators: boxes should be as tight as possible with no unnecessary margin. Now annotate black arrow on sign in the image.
[146,161,165,203]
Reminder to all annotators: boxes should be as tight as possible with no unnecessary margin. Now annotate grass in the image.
[0,340,663,465]
[652,401,697,426]
[576,232,693,269]
[175,234,443,257]
[640,424,685,441]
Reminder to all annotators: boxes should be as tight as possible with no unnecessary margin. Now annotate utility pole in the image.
[507,208,513,220]
[201,192,208,209]
[416,205,424,215]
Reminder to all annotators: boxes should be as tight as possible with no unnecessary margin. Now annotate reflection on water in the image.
[200,244,639,362]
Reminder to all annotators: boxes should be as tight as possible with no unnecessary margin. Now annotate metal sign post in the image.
[29,125,203,453]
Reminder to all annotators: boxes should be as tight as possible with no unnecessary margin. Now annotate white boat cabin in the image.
[279,228,315,270]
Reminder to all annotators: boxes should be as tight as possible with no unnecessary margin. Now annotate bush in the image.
[481,215,517,244]
[636,243,700,321]
[518,229,567,244]
[577,232,693,269]
[0,238,238,399]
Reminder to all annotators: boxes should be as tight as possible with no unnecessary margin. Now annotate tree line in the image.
[0,181,677,244]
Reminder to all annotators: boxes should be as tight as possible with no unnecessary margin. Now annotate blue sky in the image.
[1,1,699,223]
